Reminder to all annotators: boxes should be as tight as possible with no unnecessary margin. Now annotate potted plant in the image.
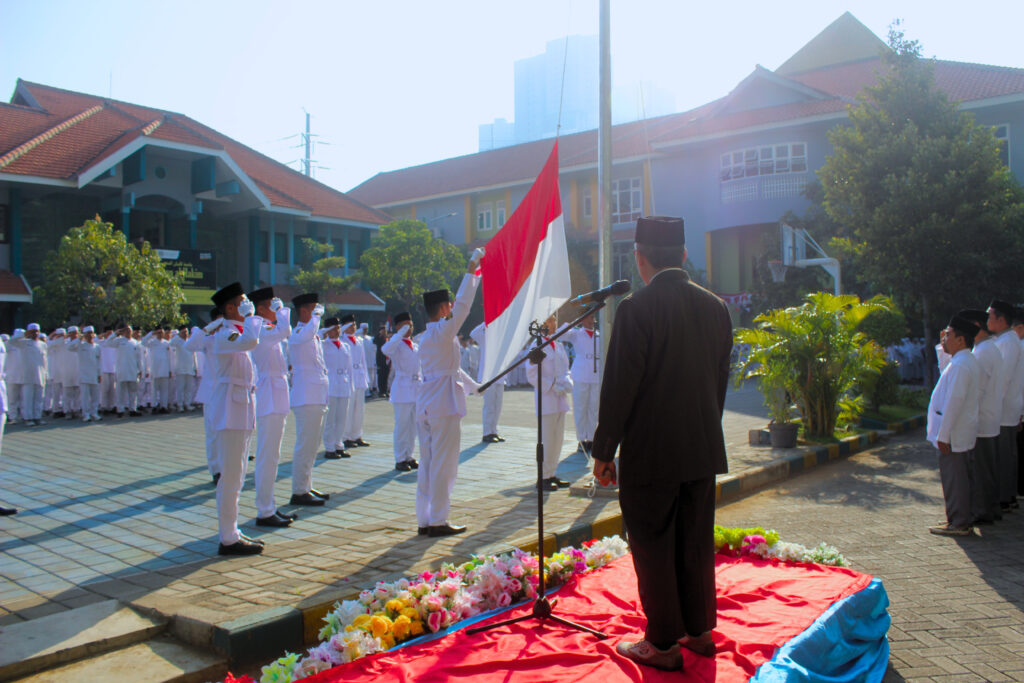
[733,330,800,448]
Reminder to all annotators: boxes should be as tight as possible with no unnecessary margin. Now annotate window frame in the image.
[476,202,493,232]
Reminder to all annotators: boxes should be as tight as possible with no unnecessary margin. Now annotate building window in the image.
[721,142,808,181]
[259,231,269,262]
[274,232,288,263]
[0,205,7,243]
[612,177,642,224]
[496,200,506,228]
[995,124,1010,168]
[583,187,592,218]
[477,203,493,231]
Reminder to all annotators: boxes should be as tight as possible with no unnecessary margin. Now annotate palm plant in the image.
[734,293,889,438]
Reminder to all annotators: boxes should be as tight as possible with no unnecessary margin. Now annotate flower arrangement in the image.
[713,525,848,567]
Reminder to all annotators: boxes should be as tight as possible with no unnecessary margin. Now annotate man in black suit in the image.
[592,215,732,672]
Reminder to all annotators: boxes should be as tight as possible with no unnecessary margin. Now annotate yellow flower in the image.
[400,607,419,620]
[385,599,405,614]
[370,615,393,639]
[352,614,372,630]
[410,620,425,637]
[380,634,396,650]
[392,615,412,640]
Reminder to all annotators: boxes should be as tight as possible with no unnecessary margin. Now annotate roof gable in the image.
[775,11,888,76]
[714,66,834,117]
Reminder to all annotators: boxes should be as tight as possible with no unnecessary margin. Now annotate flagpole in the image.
[597,0,613,358]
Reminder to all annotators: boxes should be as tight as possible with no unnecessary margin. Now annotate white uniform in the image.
[383,326,421,465]
[209,316,261,545]
[289,314,328,496]
[184,327,219,477]
[995,329,1023,504]
[143,332,173,410]
[563,326,601,447]
[102,335,143,414]
[344,332,370,442]
[415,273,479,527]
[99,340,118,410]
[12,333,46,422]
[361,327,376,395]
[44,336,64,413]
[61,337,81,416]
[322,335,353,454]
[250,307,292,519]
[527,336,572,479]
[169,333,198,411]
[470,323,506,439]
[67,338,101,420]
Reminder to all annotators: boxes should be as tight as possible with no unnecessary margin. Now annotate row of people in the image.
[927,301,1024,536]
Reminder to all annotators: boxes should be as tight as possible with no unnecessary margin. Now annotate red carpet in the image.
[304,553,872,682]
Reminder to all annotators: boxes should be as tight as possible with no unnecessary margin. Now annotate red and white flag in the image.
[479,142,571,382]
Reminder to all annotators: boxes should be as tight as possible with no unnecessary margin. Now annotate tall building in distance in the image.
[478,35,676,151]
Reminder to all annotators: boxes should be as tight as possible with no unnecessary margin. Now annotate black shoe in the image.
[576,441,585,452]
[418,526,428,535]
[129,410,143,417]
[343,440,358,449]
[239,533,265,546]
[339,450,352,458]
[117,412,126,419]
[395,460,414,472]
[256,513,293,527]
[541,478,560,491]
[428,523,467,537]
[248,455,255,461]
[218,538,264,556]
[552,477,571,488]
[355,438,371,447]
[324,450,342,460]
[309,488,331,500]
[212,472,221,487]
[482,434,500,443]
[494,434,506,442]
[409,459,419,469]
[584,440,593,451]
[289,492,325,506]
[52,411,65,419]
[0,507,17,516]
[276,509,299,521]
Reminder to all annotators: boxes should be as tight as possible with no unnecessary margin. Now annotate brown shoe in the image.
[615,639,682,671]
[680,631,715,657]
[929,523,972,536]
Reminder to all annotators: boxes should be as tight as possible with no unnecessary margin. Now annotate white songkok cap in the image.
[82,325,95,333]
[27,323,40,331]
[0,334,8,341]
[54,327,66,335]
[67,325,79,333]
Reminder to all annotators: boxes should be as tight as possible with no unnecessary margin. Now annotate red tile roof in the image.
[348,58,1024,207]
[0,270,33,302]
[1,80,390,227]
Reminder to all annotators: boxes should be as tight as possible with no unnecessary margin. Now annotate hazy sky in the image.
[3,1,1023,193]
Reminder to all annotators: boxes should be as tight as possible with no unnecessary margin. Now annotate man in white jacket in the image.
[169,328,198,412]
[342,314,371,449]
[44,328,65,416]
[527,313,573,491]
[470,322,507,444]
[184,309,223,485]
[321,317,354,460]
[289,292,330,507]
[103,326,144,417]
[383,312,421,471]
[926,315,980,536]
[562,315,601,454]
[61,326,81,419]
[68,326,102,422]
[143,328,173,414]
[12,324,47,426]
[987,299,1022,513]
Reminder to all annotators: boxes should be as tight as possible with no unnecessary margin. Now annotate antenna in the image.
[293,109,329,178]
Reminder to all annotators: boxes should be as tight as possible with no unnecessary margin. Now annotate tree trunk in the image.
[922,293,936,389]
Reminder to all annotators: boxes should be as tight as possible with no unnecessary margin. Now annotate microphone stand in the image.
[468,301,608,640]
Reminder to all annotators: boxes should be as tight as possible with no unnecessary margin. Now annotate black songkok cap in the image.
[212,282,244,308]
[103,325,113,332]
[949,315,979,341]
[210,307,222,320]
[989,299,1014,321]
[394,312,411,324]
[323,316,340,328]
[635,215,685,247]
[957,309,988,332]
[423,289,452,308]
[248,287,274,305]
[292,292,319,308]
[1014,307,1024,326]
[340,313,356,325]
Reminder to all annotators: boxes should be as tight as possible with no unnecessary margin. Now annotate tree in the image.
[817,24,1024,384]
[291,237,356,295]
[358,220,466,319]
[35,216,186,329]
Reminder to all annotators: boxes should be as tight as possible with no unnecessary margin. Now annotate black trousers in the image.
[620,476,717,644]
[377,364,389,396]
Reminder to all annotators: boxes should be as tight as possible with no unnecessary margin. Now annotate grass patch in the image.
[799,426,869,444]
[861,404,923,423]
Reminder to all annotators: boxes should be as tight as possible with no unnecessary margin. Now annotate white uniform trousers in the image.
[571,381,600,443]
[20,384,42,421]
[393,402,417,463]
[117,380,139,413]
[79,383,99,418]
[140,379,153,407]
[481,383,504,437]
[44,381,62,412]
[255,413,287,519]
[215,428,251,545]
[101,373,117,410]
[174,375,196,409]
[292,404,327,495]
[62,384,81,415]
[415,414,462,527]
[152,377,170,409]
[541,411,567,479]
[323,396,350,453]
[203,403,219,476]
[344,390,366,441]
[7,383,21,420]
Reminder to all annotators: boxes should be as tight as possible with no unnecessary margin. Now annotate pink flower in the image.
[448,569,460,579]
[510,564,524,578]
[427,610,444,633]
[420,570,435,583]
[574,561,587,574]
[498,593,512,607]
[423,595,444,612]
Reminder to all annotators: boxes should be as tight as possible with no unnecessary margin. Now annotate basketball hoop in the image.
[768,260,787,283]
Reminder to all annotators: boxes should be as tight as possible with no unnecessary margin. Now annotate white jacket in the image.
[972,337,1002,438]
[526,337,572,415]
[382,326,421,404]
[562,327,601,384]
[289,314,328,407]
[345,333,370,390]
[995,330,1023,426]
[208,316,261,431]
[417,273,479,419]
[143,333,172,378]
[250,308,292,417]
[323,336,353,398]
[927,349,979,453]
[67,339,101,385]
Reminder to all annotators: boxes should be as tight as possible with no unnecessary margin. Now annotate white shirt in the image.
[6,342,22,385]
[67,339,101,385]
[994,329,1022,426]
[382,326,421,404]
[527,337,572,415]
[169,334,197,376]
[345,333,370,390]
[61,338,80,386]
[102,336,143,382]
[183,327,216,403]
[417,273,479,418]
[100,341,117,374]
[12,336,47,386]
[972,337,1003,438]
[250,308,292,417]
[927,349,979,453]
[323,336,353,398]
[562,327,601,384]
[208,316,261,431]
[143,333,172,378]
[289,314,328,407]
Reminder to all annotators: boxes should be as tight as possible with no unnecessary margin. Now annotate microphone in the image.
[568,280,631,306]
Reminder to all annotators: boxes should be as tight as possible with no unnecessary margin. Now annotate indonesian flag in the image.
[479,142,571,382]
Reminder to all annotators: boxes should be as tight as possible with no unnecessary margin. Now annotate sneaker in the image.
[929,523,972,536]
[615,639,683,672]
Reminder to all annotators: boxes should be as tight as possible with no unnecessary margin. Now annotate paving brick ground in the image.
[717,431,1024,682]
[0,386,776,628]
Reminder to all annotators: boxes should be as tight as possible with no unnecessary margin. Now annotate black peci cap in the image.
[394,312,411,324]
[423,289,452,308]
[248,287,274,305]
[212,282,244,308]
[635,216,685,247]
[292,292,319,308]
[948,315,979,341]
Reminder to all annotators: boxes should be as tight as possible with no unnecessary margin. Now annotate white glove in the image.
[238,298,255,318]
[269,297,283,312]
[468,247,485,272]
[313,303,325,317]
[203,319,223,334]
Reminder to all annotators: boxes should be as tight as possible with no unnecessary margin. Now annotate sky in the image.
[3,1,1024,194]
